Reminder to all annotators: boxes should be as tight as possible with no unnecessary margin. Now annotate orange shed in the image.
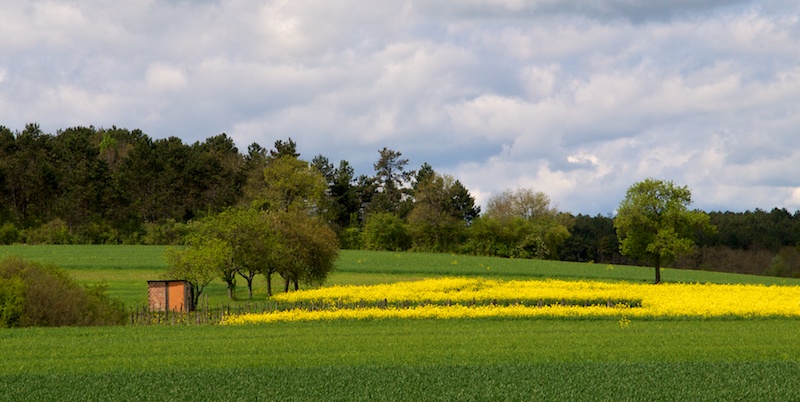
[148,280,194,312]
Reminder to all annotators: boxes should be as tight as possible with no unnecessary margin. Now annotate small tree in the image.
[615,178,715,284]
[196,208,281,299]
[166,237,231,307]
[269,210,339,292]
[185,217,239,299]
[225,208,287,298]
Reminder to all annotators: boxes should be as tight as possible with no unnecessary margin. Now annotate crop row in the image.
[223,277,800,324]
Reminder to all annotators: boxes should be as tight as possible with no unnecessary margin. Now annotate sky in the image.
[2,0,799,215]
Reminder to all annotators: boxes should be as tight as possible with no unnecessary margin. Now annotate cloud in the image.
[408,0,749,20]
[2,0,800,214]
[145,64,188,92]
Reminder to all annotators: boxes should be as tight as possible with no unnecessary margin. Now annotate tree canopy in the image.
[165,147,339,300]
[466,188,569,260]
[4,124,800,280]
[614,178,715,283]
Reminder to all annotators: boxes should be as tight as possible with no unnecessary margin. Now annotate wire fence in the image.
[128,296,642,326]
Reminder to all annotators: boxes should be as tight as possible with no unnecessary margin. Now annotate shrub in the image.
[769,247,800,278]
[339,226,363,250]
[0,222,20,245]
[462,216,549,259]
[674,246,777,276]
[0,257,126,327]
[23,219,72,244]
[362,213,411,251]
[72,221,123,244]
[0,276,25,327]
[142,219,188,245]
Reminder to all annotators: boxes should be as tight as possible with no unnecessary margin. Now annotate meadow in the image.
[2,245,797,306]
[1,245,799,400]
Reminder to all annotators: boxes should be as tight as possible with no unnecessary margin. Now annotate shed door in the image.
[167,281,186,312]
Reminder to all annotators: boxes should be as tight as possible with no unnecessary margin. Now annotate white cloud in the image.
[789,189,800,210]
[2,0,800,214]
[145,64,187,92]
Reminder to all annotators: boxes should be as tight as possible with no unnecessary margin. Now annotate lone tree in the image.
[614,178,714,284]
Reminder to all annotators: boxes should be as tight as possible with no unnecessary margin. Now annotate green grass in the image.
[2,246,800,400]
[1,319,799,401]
[337,249,800,285]
[3,362,798,401]
[2,246,799,308]
[0,245,168,270]
[6,245,799,285]
[2,244,800,325]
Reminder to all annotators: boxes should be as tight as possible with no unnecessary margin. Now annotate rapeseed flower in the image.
[222,277,800,325]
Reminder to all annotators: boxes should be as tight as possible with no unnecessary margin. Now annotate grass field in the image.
[1,245,799,400]
[2,320,799,401]
[2,245,798,307]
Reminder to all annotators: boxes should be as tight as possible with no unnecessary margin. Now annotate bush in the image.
[674,246,776,276]
[462,217,548,259]
[72,221,123,244]
[768,247,800,278]
[23,219,72,244]
[339,226,363,250]
[142,219,188,245]
[362,213,411,251]
[0,276,25,327]
[0,257,126,327]
[0,222,20,244]
[408,217,464,253]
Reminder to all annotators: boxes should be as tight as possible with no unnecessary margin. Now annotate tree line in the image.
[1,124,799,279]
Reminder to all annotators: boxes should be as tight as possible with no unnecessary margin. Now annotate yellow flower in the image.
[223,277,800,325]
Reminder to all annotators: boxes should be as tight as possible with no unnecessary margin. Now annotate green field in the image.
[2,245,798,307]
[1,246,799,400]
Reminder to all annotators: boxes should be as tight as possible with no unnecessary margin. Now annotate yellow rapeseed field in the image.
[223,277,800,324]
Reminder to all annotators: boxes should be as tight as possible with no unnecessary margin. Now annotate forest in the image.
[1,123,799,278]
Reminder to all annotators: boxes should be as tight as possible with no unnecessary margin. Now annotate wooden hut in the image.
[147,280,194,312]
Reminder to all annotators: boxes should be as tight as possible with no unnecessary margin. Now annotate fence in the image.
[128,295,642,326]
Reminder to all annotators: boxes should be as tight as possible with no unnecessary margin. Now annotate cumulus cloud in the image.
[2,0,799,214]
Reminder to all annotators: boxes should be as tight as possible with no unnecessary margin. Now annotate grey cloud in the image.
[410,0,750,23]
[3,0,800,214]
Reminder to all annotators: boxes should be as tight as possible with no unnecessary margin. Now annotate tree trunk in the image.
[654,256,662,284]
[192,288,200,311]
[266,273,272,297]
[238,272,256,299]
[245,275,254,299]
[225,274,236,300]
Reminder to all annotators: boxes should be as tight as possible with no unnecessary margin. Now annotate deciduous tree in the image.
[269,210,339,292]
[166,237,231,307]
[476,188,569,259]
[258,155,327,213]
[615,178,715,284]
[485,188,556,221]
